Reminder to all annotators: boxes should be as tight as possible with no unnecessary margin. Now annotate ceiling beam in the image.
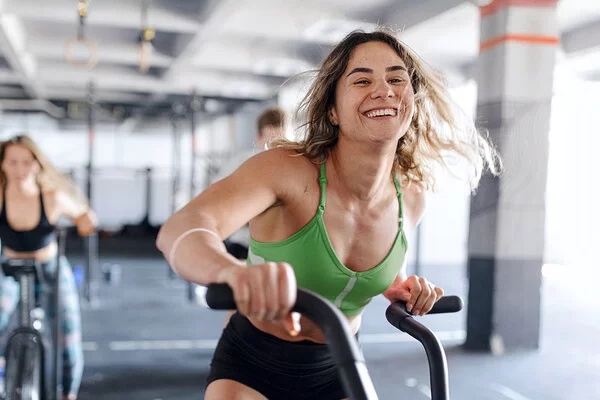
[3,0,200,34]
[561,19,600,56]
[29,38,174,68]
[35,61,281,98]
[0,99,64,118]
[0,68,20,84]
[0,85,25,97]
[0,13,41,98]
[163,0,244,80]
[44,87,149,104]
[381,0,467,30]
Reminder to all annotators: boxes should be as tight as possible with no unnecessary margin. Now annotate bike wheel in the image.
[5,335,42,400]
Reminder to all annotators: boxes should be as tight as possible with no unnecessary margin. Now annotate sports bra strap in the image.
[392,172,404,228]
[317,160,404,227]
[0,185,6,219]
[318,161,327,212]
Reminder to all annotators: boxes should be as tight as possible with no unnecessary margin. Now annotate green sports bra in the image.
[247,162,408,316]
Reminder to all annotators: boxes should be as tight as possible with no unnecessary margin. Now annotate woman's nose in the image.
[370,80,394,99]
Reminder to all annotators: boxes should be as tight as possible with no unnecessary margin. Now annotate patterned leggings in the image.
[0,255,84,397]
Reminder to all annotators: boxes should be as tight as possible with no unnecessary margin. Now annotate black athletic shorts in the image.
[206,312,355,400]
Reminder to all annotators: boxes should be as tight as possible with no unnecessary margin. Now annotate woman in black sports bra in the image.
[0,134,97,400]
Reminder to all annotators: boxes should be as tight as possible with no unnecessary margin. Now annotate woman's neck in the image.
[6,179,38,196]
[328,138,396,204]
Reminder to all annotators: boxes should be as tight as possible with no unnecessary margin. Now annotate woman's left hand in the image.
[75,210,97,236]
[383,275,444,316]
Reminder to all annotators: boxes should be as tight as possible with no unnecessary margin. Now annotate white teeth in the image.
[366,108,397,118]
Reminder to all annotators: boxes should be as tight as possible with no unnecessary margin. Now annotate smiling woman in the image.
[275,29,501,192]
[157,28,502,400]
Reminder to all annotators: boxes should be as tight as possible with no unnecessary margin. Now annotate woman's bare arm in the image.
[54,190,97,235]
[156,148,290,285]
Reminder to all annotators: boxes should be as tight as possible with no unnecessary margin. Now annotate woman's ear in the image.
[328,107,339,126]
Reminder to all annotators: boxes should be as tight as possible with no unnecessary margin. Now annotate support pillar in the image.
[465,0,559,352]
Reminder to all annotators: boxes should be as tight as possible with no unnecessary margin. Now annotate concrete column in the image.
[465,0,559,352]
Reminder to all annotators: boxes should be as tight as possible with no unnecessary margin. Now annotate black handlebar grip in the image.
[387,295,463,317]
[206,284,463,315]
[428,295,463,314]
[205,283,237,310]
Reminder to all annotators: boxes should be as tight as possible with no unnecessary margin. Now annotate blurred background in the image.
[0,0,598,399]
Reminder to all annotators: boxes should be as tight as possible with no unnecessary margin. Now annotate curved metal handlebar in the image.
[386,296,463,400]
[206,283,379,400]
[206,284,463,400]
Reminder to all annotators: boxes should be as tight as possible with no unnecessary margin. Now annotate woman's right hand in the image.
[215,262,301,335]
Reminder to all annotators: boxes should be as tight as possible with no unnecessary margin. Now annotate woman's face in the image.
[329,41,415,145]
[1,144,39,183]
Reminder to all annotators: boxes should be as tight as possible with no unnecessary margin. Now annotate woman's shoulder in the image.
[41,186,60,200]
[41,187,72,212]
[39,187,61,211]
[248,147,318,175]
[241,148,320,199]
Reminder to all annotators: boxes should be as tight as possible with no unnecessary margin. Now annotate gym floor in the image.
[66,241,599,400]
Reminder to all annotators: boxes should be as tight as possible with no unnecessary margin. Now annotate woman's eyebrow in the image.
[346,65,407,77]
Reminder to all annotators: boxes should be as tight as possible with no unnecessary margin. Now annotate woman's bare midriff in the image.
[3,242,58,263]
[249,313,362,344]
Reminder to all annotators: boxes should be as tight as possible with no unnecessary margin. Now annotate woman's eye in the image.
[389,78,404,84]
[355,79,369,85]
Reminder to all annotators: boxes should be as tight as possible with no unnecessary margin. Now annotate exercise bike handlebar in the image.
[386,296,463,400]
[0,257,37,267]
[206,284,463,400]
[206,283,379,400]
[0,226,68,400]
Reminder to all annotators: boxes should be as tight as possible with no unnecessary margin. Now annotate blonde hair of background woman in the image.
[0,134,89,207]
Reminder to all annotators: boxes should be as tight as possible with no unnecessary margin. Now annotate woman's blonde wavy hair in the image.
[272,29,501,191]
[0,134,89,207]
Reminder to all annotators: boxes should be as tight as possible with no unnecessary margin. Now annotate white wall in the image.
[0,112,236,228]
[278,75,312,140]
[416,75,600,271]
[412,82,478,267]
[545,79,600,270]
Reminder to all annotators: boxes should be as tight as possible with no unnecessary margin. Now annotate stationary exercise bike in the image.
[0,228,67,400]
[206,283,463,400]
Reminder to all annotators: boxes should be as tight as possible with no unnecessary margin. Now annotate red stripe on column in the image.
[481,0,558,18]
[480,34,559,51]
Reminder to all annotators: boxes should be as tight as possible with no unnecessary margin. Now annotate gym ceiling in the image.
[0,0,597,123]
